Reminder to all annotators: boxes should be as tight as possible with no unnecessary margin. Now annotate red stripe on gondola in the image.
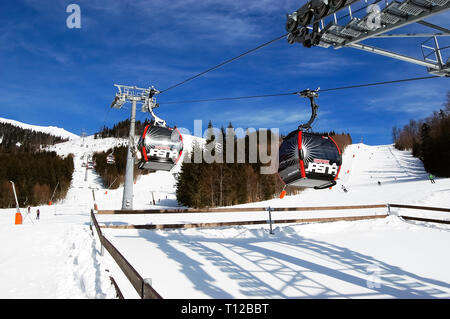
[298,131,306,178]
[142,147,148,161]
[328,135,342,181]
[142,125,150,161]
[175,128,183,164]
[328,135,341,154]
[142,125,149,139]
[299,160,306,178]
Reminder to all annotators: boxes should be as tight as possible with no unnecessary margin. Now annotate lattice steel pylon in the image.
[286,0,450,76]
[110,84,160,210]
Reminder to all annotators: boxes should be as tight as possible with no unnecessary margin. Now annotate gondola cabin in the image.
[137,124,183,172]
[278,130,342,189]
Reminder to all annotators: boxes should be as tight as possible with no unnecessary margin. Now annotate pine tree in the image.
[420,122,432,173]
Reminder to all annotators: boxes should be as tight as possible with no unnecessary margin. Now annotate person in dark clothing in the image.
[36,209,40,220]
[377,181,381,186]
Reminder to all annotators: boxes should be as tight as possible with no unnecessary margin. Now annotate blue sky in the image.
[0,0,449,145]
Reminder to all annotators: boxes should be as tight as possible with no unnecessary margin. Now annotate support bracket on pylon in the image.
[287,0,450,76]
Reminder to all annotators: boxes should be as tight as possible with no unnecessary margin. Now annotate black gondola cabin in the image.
[137,125,183,172]
[278,130,342,189]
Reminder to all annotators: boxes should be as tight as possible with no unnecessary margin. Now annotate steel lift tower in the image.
[110,84,160,210]
[286,0,450,76]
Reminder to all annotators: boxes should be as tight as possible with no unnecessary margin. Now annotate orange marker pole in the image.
[10,181,22,225]
[15,212,23,225]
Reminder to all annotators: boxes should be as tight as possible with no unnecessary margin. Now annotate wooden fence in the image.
[100,215,387,230]
[96,203,450,230]
[91,203,449,298]
[388,203,450,224]
[97,204,387,215]
[90,209,162,299]
[389,203,450,213]
[97,204,388,230]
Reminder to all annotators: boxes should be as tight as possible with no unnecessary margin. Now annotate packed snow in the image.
[102,216,450,298]
[1,129,449,299]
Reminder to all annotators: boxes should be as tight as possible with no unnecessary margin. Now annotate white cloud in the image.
[78,0,299,47]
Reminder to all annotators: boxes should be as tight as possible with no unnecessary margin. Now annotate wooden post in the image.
[267,207,274,235]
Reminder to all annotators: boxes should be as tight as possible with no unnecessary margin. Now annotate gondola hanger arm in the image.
[297,88,320,131]
[144,87,167,127]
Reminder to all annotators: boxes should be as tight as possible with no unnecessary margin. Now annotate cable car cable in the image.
[158,75,441,105]
[319,75,441,92]
[159,91,298,105]
[159,33,287,94]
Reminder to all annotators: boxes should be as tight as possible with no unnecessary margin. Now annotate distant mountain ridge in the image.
[0,117,79,140]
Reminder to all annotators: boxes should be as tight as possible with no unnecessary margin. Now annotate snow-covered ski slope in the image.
[0,132,203,298]
[0,132,449,299]
[46,133,204,210]
[95,143,450,299]
[343,143,429,187]
[230,143,446,209]
[0,117,79,140]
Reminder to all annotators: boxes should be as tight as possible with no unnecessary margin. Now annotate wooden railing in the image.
[97,204,388,230]
[97,204,387,215]
[100,215,387,230]
[91,203,449,298]
[388,204,450,224]
[90,209,162,299]
[388,204,450,213]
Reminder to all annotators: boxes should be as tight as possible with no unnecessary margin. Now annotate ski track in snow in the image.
[0,133,449,298]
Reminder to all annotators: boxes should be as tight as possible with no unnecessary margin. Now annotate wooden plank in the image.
[102,233,163,299]
[90,210,163,299]
[273,215,387,224]
[272,204,387,211]
[143,282,164,299]
[109,276,124,299]
[97,207,263,214]
[101,236,146,297]
[401,216,450,225]
[390,204,450,213]
[99,214,387,230]
[91,209,103,238]
[97,204,387,215]
[101,220,269,229]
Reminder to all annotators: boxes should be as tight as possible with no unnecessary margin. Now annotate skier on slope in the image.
[429,174,436,184]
